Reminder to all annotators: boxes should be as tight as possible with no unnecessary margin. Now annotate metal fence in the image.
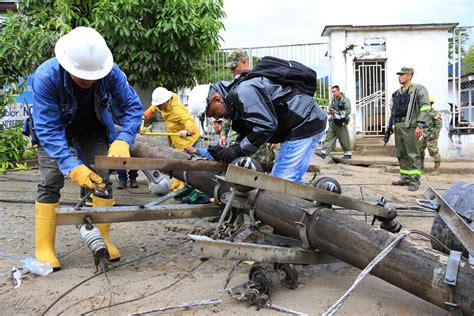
[450,26,474,134]
[201,43,331,104]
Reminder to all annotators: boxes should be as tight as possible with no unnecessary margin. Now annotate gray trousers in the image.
[322,121,351,154]
[37,129,112,203]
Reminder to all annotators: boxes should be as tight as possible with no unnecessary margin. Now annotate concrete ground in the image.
[1,155,473,315]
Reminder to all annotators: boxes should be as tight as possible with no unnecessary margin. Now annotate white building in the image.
[322,23,474,160]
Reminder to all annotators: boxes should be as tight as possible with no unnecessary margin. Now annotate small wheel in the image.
[313,176,342,194]
[231,157,263,192]
[248,265,273,296]
[275,263,300,289]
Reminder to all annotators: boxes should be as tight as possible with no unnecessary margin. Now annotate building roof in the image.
[0,1,18,13]
[321,23,459,37]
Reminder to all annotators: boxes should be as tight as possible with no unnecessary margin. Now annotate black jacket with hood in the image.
[213,77,327,155]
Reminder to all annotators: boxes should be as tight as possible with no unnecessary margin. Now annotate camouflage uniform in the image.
[220,119,238,145]
[220,119,277,163]
[321,92,352,157]
[420,109,442,168]
[225,49,249,70]
[390,68,431,187]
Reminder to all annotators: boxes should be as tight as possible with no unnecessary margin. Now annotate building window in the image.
[450,76,474,134]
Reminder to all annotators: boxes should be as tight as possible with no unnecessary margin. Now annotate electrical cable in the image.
[323,230,450,316]
[42,239,191,315]
[80,259,205,315]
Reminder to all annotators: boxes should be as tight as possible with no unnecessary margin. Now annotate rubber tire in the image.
[430,213,468,258]
[313,176,342,194]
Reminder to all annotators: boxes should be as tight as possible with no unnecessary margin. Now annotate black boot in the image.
[117,180,127,190]
[129,178,139,188]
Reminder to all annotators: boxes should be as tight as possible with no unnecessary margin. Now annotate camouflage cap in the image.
[396,67,414,75]
[225,49,249,68]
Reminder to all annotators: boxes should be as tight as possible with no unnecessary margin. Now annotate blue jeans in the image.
[117,169,138,182]
[271,132,323,183]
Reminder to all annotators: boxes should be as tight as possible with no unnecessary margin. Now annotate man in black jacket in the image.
[188,78,327,183]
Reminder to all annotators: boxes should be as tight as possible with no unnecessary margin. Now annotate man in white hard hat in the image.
[142,87,200,190]
[142,87,199,151]
[25,27,143,270]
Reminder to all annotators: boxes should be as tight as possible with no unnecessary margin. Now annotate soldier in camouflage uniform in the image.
[390,67,431,191]
[420,97,442,174]
[317,85,352,159]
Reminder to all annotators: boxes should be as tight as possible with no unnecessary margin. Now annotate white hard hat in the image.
[147,170,171,195]
[151,87,173,106]
[188,84,211,117]
[55,27,113,80]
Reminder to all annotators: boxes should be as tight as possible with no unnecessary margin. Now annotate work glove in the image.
[178,130,189,138]
[209,144,242,163]
[108,139,130,158]
[70,165,105,189]
[142,105,157,121]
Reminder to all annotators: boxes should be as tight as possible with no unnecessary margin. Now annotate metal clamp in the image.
[444,250,462,286]
[249,207,256,227]
[182,170,189,186]
[443,250,463,314]
[213,186,237,239]
[295,221,310,250]
[212,175,225,204]
[416,199,440,210]
[301,206,319,216]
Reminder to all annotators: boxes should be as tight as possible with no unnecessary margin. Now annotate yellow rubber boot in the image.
[35,202,61,270]
[170,178,185,191]
[92,195,121,261]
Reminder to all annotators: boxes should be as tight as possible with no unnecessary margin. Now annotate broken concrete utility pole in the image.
[131,136,474,314]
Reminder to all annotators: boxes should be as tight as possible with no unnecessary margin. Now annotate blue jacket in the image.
[30,58,143,174]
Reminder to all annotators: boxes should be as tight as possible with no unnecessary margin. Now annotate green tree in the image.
[462,45,474,74]
[0,0,224,170]
[448,27,470,62]
[0,0,225,115]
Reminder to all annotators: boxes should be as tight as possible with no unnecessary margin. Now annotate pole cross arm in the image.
[224,165,396,220]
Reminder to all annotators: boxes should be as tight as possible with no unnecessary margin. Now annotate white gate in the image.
[355,61,387,136]
[203,43,331,104]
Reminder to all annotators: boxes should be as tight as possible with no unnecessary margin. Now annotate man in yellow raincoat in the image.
[142,87,200,189]
[143,87,200,150]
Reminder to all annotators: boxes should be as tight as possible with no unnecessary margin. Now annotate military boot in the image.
[392,179,409,186]
[420,158,425,170]
[432,162,441,175]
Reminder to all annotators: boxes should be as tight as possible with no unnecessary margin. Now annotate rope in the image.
[322,230,449,316]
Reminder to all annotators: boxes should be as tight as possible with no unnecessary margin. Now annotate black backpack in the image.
[244,56,317,96]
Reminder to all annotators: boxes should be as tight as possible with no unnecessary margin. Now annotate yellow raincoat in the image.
[146,93,200,151]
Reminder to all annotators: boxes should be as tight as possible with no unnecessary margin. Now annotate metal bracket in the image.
[189,235,338,265]
[56,204,223,225]
[444,250,462,286]
[225,165,394,219]
[470,221,474,267]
